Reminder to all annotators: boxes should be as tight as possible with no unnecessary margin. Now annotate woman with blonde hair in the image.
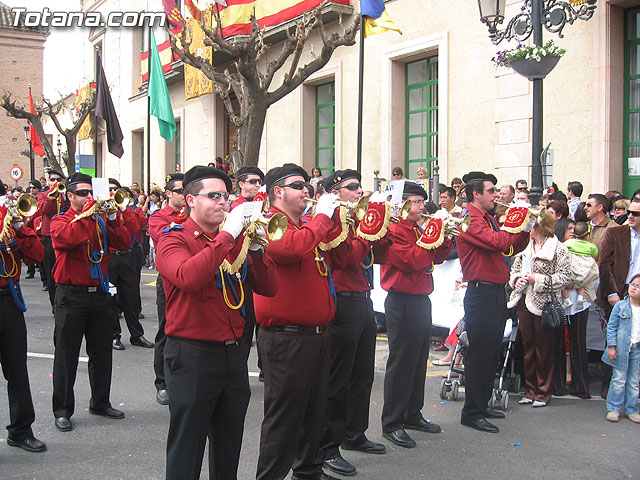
[416,166,428,179]
[508,211,571,407]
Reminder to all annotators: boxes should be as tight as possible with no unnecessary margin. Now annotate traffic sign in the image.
[10,165,24,181]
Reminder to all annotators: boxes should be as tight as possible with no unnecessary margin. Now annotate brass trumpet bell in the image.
[304,197,370,222]
[14,194,38,218]
[47,182,66,199]
[390,199,412,223]
[252,213,288,245]
[422,213,471,236]
[112,188,130,209]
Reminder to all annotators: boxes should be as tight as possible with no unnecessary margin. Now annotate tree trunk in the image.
[237,101,267,167]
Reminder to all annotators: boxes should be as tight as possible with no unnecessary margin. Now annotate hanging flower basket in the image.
[491,39,565,81]
[508,55,561,80]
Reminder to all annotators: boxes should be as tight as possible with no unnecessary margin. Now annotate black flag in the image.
[95,56,124,158]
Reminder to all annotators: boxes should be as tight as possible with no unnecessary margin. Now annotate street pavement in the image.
[0,269,638,479]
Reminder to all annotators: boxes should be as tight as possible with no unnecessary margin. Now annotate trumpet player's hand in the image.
[369,191,388,203]
[221,206,245,239]
[316,193,339,219]
[11,220,23,231]
[107,212,117,221]
[249,226,267,251]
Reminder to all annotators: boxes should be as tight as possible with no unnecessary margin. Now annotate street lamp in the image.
[57,136,62,161]
[24,122,34,181]
[478,0,597,205]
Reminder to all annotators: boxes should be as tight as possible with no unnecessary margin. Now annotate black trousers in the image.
[382,292,431,432]
[154,275,167,391]
[0,295,36,441]
[552,308,590,397]
[256,328,331,480]
[109,251,144,340]
[461,282,507,421]
[164,336,250,480]
[320,294,376,457]
[41,235,56,307]
[133,244,143,313]
[52,285,115,418]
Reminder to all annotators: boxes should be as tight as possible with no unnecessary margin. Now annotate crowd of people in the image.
[0,163,638,480]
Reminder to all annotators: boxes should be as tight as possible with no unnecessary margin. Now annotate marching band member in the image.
[456,171,532,433]
[50,173,131,432]
[155,166,278,480]
[318,170,389,477]
[380,181,453,449]
[0,201,46,452]
[147,173,184,406]
[230,165,264,208]
[254,163,341,480]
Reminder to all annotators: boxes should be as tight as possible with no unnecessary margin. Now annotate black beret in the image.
[403,181,427,199]
[164,173,184,189]
[462,171,498,185]
[123,186,134,197]
[324,169,361,192]
[108,178,122,188]
[183,165,233,192]
[236,166,264,181]
[29,179,42,190]
[48,169,65,179]
[66,172,92,189]
[264,163,310,192]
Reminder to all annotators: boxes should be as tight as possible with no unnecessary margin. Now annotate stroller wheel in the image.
[440,379,450,400]
[501,391,509,410]
[451,381,460,401]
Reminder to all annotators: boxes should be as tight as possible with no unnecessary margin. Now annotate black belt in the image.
[111,249,132,256]
[468,280,502,287]
[58,284,102,293]
[169,335,239,347]
[337,291,370,299]
[261,325,326,334]
[0,287,11,297]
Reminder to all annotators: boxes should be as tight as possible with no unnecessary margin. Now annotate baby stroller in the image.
[439,320,467,401]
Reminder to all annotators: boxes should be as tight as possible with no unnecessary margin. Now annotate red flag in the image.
[28,88,46,157]
[162,0,185,29]
[184,0,202,21]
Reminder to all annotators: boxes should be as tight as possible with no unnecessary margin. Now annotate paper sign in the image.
[92,178,109,201]
[390,180,405,205]
[242,201,263,220]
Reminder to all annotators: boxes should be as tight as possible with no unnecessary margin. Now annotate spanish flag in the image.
[360,0,401,37]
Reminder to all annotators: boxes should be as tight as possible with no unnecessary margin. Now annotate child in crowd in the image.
[561,222,598,311]
[602,273,640,423]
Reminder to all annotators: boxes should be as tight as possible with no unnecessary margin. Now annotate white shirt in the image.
[631,305,640,345]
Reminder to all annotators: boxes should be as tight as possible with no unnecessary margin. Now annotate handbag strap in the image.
[545,242,559,300]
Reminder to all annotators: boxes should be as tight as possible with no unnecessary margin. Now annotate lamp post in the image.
[56,136,62,171]
[477,0,597,205]
[24,122,34,181]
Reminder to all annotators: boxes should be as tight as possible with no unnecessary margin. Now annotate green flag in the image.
[148,30,176,142]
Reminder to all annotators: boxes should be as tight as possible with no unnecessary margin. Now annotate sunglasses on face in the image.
[109,187,119,192]
[50,178,63,183]
[279,181,309,191]
[72,189,92,197]
[629,283,640,290]
[170,188,184,195]
[485,187,497,194]
[196,191,230,201]
[242,178,262,186]
[628,211,640,217]
[337,183,362,191]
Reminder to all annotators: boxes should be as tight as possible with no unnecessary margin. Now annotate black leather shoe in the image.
[7,436,47,452]
[324,453,356,476]
[156,389,169,405]
[292,474,340,480]
[25,273,35,279]
[112,338,125,350]
[382,429,416,448]
[130,335,154,348]
[342,438,386,454]
[89,407,125,419]
[139,312,145,319]
[483,408,506,419]
[461,416,499,433]
[55,416,72,432]
[405,418,441,433]
[42,285,48,291]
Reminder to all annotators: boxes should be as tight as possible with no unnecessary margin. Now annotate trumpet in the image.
[70,189,130,224]
[224,212,288,248]
[112,188,131,209]
[47,182,66,199]
[390,199,412,223]
[305,197,369,222]
[494,201,546,221]
[422,213,471,236]
[0,193,38,241]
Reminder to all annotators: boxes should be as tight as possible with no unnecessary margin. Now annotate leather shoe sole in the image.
[405,419,441,433]
[156,389,169,405]
[483,408,506,419]
[89,407,125,419]
[382,429,416,448]
[324,455,356,476]
[461,416,499,433]
[55,416,72,432]
[130,336,154,348]
[7,436,47,452]
[341,439,386,454]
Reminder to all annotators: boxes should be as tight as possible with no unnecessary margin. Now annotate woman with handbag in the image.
[507,212,571,407]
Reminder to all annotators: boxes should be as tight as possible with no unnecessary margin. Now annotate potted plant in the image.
[492,39,566,80]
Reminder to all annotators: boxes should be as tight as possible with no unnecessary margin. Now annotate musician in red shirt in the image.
[230,165,264,209]
[254,163,342,480]
[155,165,278,480]
[50,173,131,433]
[380,181,453,449]
[318,170,389,477]
[147,173,184,406]
[0,202,46,453]
[456,171,532,433]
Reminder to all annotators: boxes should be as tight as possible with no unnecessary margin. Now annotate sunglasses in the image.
[170,188,184,195]
[279,181,310,191]
[72,189,92,197]
[485,187,497,194]
[242,178,262,185]
[50,178,63,183]
[629,283,640,290]
[109,187,119,192]
[337,183,362,191]
[629,211,640,217]
[196,191,230,201]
